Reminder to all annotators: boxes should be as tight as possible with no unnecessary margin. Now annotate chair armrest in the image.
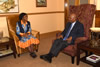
[31,30,40,40]
[73,37,88,50]
[9,29,19,54]
[9,30,19,41]
[75,37,88,44]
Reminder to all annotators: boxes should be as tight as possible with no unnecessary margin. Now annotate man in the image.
[40,13,84,63]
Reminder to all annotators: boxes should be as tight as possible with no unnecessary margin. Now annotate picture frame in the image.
[0,0,19,13]
[36,0,47,7]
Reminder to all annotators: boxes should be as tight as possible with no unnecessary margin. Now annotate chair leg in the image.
[17,47,22,57]
[89,52,93,55]
[71,56,75,64]
[85,51,88,57]
[13,52,16,58]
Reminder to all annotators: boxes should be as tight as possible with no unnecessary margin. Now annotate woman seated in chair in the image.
[16,13,40,58]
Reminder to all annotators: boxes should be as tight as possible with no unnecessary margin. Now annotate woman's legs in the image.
[28,45,33,53]
[28,44,37,58]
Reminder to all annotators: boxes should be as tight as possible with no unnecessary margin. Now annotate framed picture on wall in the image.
[0,0,19,13]
[36,0,47,7]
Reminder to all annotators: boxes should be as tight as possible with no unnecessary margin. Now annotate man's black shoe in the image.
[40,54,52,63]
[40,54,48,58]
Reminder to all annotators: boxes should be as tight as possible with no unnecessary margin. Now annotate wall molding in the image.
[28,11,64,15]
[0,11,64,17]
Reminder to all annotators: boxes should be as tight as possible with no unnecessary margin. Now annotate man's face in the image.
[68,14,76,23]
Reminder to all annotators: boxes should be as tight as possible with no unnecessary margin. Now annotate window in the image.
[80,0,88,4]
[69,0,75,6]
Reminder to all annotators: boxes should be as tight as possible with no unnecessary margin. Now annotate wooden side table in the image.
[0,37,16,58]
[77,40,100,67]
[91,32,100,40]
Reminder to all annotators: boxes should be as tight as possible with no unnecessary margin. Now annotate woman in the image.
[16,13,39,58]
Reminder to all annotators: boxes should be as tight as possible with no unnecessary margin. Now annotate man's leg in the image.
[49,40,69,57]
[49,38,64,53]
[40,38,69,63]
[40,38,63,63]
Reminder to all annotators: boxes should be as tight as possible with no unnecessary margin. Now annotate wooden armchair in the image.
[57,4,96,64]
[7,15,40,57]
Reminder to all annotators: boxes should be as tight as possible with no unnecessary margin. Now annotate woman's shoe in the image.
[30,52,37,58]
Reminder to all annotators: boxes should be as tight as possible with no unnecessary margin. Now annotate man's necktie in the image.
[63,23,72,40]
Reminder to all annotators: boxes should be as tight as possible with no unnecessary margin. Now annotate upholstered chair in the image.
[56,4,96,64]
[7,15,40,57]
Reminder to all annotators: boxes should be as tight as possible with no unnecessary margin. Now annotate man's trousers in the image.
[49,38,70,57]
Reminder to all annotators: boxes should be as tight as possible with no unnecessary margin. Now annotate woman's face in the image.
[22,15,28,21]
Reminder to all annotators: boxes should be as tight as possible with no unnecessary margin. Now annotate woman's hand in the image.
[20,33,25,36]
[20,32,31,38]
[24,33,28,38]
[20,33,28,38]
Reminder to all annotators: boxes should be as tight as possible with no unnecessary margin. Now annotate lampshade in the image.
[90,27,100,32]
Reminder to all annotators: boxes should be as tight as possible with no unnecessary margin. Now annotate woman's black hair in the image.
[19,13,27,20]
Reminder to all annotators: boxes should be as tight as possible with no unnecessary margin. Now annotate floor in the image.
[0,35,91,67]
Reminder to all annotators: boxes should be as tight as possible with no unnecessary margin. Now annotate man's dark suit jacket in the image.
[61,21,84,45]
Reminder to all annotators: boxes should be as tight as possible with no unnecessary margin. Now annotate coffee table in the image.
[77,40,100,67]
[0,37,16,58]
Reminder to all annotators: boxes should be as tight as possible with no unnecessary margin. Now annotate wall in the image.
[89,0,100,27]
[0,17,9,37]
[96,0,100,10]
[90,0,100,10]
[28,13,64,33]
[0,0,65,36]
[55,0,65,31]
[19,0,65,34]
[19,0,60,13]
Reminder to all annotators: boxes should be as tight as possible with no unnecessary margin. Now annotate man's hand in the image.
[57,35,63,39]
[66,36,72,43]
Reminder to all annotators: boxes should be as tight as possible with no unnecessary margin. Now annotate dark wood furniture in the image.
[95,10,100,27]
[0,37,16,58]
[77,40,100,67]
[91,32,100,40]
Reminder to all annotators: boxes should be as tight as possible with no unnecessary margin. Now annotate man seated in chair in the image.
[40,13,84,63]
